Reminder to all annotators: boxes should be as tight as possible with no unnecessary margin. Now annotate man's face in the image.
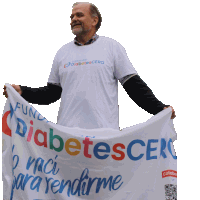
[70,3,96,36]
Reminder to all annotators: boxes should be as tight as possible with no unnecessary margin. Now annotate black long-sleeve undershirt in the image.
[20,75,169,114]
[20,83,62,105]
[122,75,169,115]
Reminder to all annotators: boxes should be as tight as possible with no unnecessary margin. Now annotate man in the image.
[3,2,176,130]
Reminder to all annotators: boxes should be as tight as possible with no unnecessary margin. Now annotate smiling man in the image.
[3,2,176,130]
[70,3,99,45]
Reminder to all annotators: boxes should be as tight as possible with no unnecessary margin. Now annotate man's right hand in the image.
[3,84,22,98]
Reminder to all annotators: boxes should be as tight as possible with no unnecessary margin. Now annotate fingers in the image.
[164,106,176,119]
[3,92,8,98]
[3,84,22,98]
[170,106,176,119]
[3,85,8,98]
[171,110,176,119]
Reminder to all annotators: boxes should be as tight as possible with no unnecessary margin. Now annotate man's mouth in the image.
[73,24,81,28]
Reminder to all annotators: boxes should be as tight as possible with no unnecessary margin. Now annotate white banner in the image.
[2,83,177,200]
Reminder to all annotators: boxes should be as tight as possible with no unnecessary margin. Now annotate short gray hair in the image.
[72,2,102,32]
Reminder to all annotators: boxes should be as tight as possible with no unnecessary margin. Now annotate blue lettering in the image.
[146,139,158,160]
[22,174,34,190]
[14,102,20,112]
[93,142,110,159]
[11,168,124,198]
[15,118,27,137]
[29,107,37,118]
[10,103,14,118]
[37,113,46,121]
[22,104,28,115]
[33,157,44,174]
[44,155,59,175]
[160,138,167,158]
[26,155,60,176]
[45,177,54,194]
[127,139,145,161]
[30,176,42,192]
[66,62,71,67]
[51,180,60,194]
[168,138,177,159]
[26,156,35,171]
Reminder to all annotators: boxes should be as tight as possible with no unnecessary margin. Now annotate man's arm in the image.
[122,75,170,115]
[20,83,62,105]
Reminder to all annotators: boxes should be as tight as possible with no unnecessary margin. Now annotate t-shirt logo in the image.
[64,60,104,68]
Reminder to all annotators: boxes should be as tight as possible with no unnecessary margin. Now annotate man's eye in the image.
[70,13,83,20]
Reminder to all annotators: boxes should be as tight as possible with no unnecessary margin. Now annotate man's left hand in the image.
[164,106,176,119]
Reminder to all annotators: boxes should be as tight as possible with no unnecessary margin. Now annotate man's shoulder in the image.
[99,36,123,49]
[99,36,119,44]
[55,41,74,56]
[59,40,74,51]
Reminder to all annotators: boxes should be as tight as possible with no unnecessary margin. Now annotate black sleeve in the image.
[122,75,170,115]
[19,83,62,105]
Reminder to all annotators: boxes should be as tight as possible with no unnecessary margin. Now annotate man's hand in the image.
[164,106,176,119]
[3,84,22,98]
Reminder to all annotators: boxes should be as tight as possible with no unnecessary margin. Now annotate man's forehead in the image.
[72,3,90,14]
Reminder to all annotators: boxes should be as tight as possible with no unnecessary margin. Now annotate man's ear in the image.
[92,16,98,27]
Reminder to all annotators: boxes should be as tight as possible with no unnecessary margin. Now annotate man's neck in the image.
[76,31,96,45]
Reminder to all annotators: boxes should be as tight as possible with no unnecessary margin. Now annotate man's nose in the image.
[70,16,78,25]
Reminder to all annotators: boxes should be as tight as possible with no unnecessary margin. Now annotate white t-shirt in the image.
[48,36,137,130]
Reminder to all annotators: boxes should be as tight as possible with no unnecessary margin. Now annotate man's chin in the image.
[72,27,83,36]
[72,31,82,36]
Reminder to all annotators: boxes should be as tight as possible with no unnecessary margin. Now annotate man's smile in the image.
[72,24,82,28]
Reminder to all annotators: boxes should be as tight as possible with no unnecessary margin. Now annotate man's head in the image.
[70,2,102,37]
